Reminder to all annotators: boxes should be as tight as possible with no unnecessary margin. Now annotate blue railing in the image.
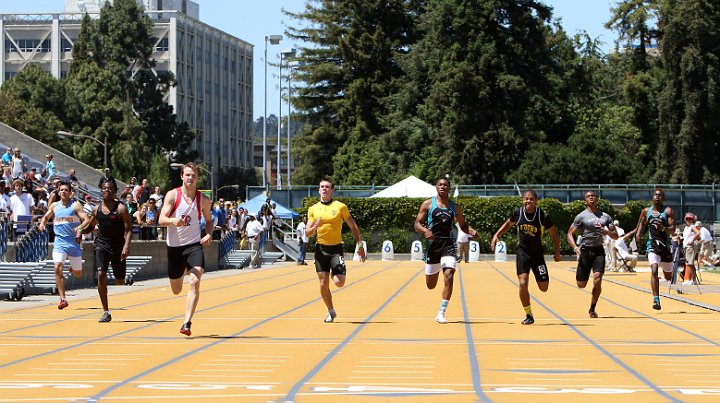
[218,230,238,263]
[0,215,8,260]
[15,224,49,263]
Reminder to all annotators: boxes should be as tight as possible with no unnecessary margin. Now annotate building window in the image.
[155,37,169,52]
[61,38,73,52]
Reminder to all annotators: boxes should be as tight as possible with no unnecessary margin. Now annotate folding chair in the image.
[12,215,33,240]
[614,239,637,272]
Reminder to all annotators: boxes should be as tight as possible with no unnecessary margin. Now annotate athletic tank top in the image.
[166,188,201,247]
[12,157,23,178]
[95,201,125,250]
[53,200,82,256]
[512,207,553,254]
[428,197,456,239]
[646,205,669,251]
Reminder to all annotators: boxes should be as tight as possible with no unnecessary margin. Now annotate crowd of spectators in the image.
[1,145,292,255]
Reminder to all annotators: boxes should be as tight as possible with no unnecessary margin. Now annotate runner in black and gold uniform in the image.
[306,179,365,323]
[492,190,561,325]
[414,177,475,324]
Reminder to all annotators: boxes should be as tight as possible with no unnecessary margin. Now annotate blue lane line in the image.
[282,266,421,403]
[490,263,682,403]
[552,276,720,347]
[458,263,492,402]
[0,276,315,370]
[88,264,395,402]
[0,267,306,336]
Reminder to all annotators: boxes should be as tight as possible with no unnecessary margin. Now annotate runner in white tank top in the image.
[159,163,213,336]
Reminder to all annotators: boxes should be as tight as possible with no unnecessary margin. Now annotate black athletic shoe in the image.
[652,301,662,310]
[98,312,112,323]
[521,315,534,325]
[180,321,192,336]
[589,310,599,318]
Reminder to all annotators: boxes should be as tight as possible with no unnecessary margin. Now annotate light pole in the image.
[278,48,296,190]
[57,130,108,170]
[287,60,304,189]
[264,35,282,189]
[170,162,215,201]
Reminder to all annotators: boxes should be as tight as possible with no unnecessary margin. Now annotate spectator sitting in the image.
[124,193,138,219]
[33,187,49,216]
[68,169,79,184]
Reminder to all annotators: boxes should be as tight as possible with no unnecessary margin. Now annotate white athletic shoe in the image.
[435,312,448,324]
[682,280,694,286]
[324,310,337,323]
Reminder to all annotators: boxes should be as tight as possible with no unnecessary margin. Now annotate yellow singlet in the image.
[307,200,350,245]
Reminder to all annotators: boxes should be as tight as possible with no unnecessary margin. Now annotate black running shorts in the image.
[95,244,126,280]
[576,245,606,282]
[425,239,456,264]
[516,248,549,282]
[314,244,347,276]
[167,242,205,280]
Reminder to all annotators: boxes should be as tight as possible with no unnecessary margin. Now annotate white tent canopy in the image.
[370,176,436,198]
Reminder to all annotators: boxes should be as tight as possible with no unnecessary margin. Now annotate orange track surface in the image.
[1,260,719,402]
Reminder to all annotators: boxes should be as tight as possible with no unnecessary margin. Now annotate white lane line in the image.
[64,358,139,361]
[192,369,273,372]
[201,364,280,367]
[516,378,597,381]
[181,374,268,378]
[366,355,437,360]
[79,353,151,356]
[356,365,433,368]
[220,354,291,358]
[351,371,433,374]
[31,368,113,371]
[14,373,99,377]
[347,376,433,380]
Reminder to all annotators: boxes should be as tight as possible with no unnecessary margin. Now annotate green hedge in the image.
[297,196,652,254]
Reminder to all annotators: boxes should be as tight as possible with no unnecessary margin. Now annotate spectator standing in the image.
[144,198,159,240]
[68,169,79,184]
[151,186,164,208]
[0,182,10,214]
[11,148,24,179]
[98,168,117,190]
[45,153,55,179]
[246,214,264,268]
[1,146,12,167]
[124,193,138,220]
[296,215,308,265]
[227,207,238,233]
[136,178,151,205]
[682,213,700,285]
[455,222,473,264]
[10,179,34,220]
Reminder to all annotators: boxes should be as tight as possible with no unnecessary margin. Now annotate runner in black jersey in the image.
[78,180,132,323]
[634,188,676,310]
[492,189,561,325]
[414,177,475,324]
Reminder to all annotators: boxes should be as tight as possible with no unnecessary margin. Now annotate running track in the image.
[0,260,719,402]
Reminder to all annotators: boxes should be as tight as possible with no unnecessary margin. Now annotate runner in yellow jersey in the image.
[306,179,366,323]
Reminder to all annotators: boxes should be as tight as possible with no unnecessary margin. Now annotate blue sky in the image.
[3,1,618,120]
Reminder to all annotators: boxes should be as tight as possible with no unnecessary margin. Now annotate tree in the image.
[390,0,577,184]
[656,0,720,183]
[285,0,418,184]
[0,64,67,148]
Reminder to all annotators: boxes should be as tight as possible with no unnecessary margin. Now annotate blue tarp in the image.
[239,194,300,220]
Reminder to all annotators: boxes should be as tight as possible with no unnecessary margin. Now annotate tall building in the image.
[0,0,254,173]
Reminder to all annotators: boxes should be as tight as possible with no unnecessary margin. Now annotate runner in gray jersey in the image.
[567,191,617,319]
